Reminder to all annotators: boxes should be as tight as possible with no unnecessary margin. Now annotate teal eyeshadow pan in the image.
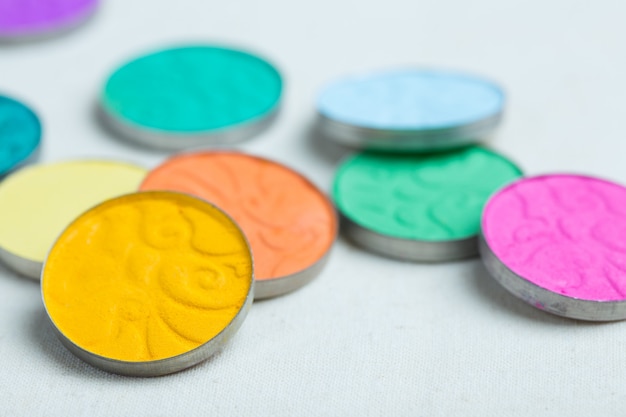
[0,95,41,176]
[100,45,283,150]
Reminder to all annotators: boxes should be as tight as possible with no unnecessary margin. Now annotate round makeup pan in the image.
[100,45,283,150]
[333,146,522,261]
[481,174,626,321]
[317,68,504,152]
[0,0,99,41]
[140,151,337,299]
[42,191,254,376]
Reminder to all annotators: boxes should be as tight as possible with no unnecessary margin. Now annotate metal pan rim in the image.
[99,103,280,151]
[254,250,333,299]
[317,111,503,151]
[340,212,478,262]
[478,232,626,321]
[317,108,503,136]
[40,190,256,376]
[0,246,41,279]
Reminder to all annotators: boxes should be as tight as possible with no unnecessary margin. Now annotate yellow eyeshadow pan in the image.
[42,191,254,376]
[0,160,147,278]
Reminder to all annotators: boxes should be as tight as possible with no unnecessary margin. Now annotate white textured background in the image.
[2,0,626,415]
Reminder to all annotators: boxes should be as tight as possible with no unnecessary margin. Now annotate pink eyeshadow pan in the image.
[480,174,626,321]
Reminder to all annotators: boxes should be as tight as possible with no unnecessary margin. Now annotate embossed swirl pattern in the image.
[140,153,336,280]
[102,46,282,133]
[42,193,252,362]
[0,0,97,34]
[483,175,626,301]
[334,147,522,241]
[0,96,40,175]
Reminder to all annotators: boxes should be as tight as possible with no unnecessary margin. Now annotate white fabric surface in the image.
[2,0,626,415]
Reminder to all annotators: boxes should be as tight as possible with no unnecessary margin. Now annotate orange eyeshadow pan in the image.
[140,151,337,299]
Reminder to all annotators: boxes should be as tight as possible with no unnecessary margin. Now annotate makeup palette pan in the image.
[481,174,626,321]
[140,151,338,299]
[333,146,522,261]
[317,68,505,152]
[0,0,98,41]
[0,95,41,177]
[42,192,253,376]
[100,45,283,150]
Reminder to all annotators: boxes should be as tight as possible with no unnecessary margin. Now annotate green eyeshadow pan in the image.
[333,146,522,261]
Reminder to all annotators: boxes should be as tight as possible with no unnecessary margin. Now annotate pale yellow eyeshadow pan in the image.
[0,160,147,278]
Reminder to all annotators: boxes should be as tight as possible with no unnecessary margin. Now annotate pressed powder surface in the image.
[42,192,252,362]
[0,0,98,37]
[0,95,41,176]
[334,147,522,241]
[140,152,336,280]
[318,69,503,130]
[101,46,282,134]
[483,174,626,302]
[0,160,146,264]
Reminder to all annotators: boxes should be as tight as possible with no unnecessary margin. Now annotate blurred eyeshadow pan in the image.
[317,68,504,152]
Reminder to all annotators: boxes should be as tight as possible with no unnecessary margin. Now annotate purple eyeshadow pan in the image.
[0,0,98,40]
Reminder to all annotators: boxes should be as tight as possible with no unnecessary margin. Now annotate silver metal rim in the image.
[478,232,626,321]
[0,2,99,43]
[316,111,503,152]
[98,101,280,151]
[0,246,41,279]
[41,191,255,376]
[341,213,478,262]
[254,250,333,299]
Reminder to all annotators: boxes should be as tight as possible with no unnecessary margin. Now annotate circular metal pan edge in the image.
[0,246,41,279]
[316,112,503,152]
[253,198,338,299]
[254,250,333,299]
[39,191,256,376]
[0,3,99,44]
[478,232,626,321]
[341,213,478,262]
[98,102,280,151]
[45,282,254,377]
